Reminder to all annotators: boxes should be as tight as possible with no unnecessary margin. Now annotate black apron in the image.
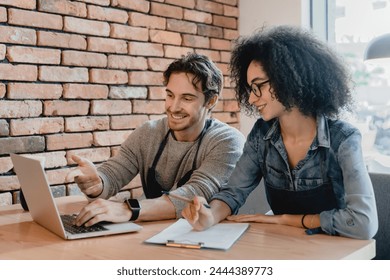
[142,119,211,199]
[264,141,338,215]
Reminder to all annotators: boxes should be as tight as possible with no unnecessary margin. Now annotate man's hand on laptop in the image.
[75,199,132,227]
[66,155,103,198]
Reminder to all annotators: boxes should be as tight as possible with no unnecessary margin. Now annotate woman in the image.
[182,25,378,239]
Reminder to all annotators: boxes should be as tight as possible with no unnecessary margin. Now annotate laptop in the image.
[10,153,142,240]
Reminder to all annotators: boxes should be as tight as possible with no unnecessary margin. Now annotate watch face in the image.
[128,199,140,209]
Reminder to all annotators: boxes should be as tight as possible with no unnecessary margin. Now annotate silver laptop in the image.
[11,153,142,240]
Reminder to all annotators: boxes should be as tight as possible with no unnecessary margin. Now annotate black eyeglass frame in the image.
[249,79,270,98]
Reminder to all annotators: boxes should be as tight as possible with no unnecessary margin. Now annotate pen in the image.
[161,191,211,208]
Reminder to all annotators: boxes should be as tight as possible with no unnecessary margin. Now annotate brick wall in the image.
[0,0,240,206]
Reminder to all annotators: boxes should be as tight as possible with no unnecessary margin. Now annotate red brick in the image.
[38,0,87,17]
[0,83,5,98]
[46,133,93,151]
[7,82,62,102]
[0,156,13,173]
[7,46,61,64]
[77,0,110,6]
[132,100,165,114]
[0,7,6,22]
[93,130,132,146]
[0,119,9,136]
[149,86,165,100]
[214,0,237,5]
[46,168,72,185]
[182,34,210,48]
[150,30,182,45]
[149,114,165,121]
[213,100,223,112]
[30,151,68,168]
[198,24,223,38]
[91,100,132,115]
[66,147,111,164]
[0,136,45,156]
[0,44,5,60]
[64,16,110,37]
[224,4,238,17]
[65,116,109,132]
[109,86,147,99]
[0,0,36,9]
[213,15,237,29]
[0,64,37,81]
[63,84,108,99]
[220,50,231,63]
[8,8,63,30]
[164,45,193,58]
[150,2,183,19]
[111,0,150,13]
[0,176,19,191]
[111,115,149,130]
[128,42,164,57]
[0,26,36,45]
[147,57,174,71]
[0,192,12,206]
[110,24,148,41]
[87,5,128,23]
[221,88,236,100]
[62,50,107,67]
[216,62,229,75]
[210,38,232,51]
[183,9,212,24]
[211,111,238,123]
[10,117,64,136]
[89,69,128,84]
[39,66,88,82]
[44,100,89,116]
[0,101,42,118]
[87,37,127,54]
[224,76,233,88]
[166,19,196,34]
[196,0,223,14]
[128,12,166,29]
[166,0,195,9]
[195,49,220,62]
[223,100,239,112]
[107,55,147,70]
[224,28,239,40]
[37,31,87,50]
[128,71,162,86]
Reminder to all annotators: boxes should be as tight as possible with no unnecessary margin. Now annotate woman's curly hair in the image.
[230,25,354,118]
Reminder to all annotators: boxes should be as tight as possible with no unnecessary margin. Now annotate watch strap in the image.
[125,199,140,221]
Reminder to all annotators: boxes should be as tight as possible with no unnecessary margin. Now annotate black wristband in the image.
[125,199,140,221]
[301,214,309,229]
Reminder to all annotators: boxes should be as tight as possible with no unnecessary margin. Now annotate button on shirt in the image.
[212,115,378,239]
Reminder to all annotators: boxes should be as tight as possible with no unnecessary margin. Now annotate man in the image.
[67,53,245,226]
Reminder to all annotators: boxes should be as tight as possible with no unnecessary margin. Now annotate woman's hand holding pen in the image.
[181,196,215,231]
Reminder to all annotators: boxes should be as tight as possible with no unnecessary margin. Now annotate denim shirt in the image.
[212,115,378,239]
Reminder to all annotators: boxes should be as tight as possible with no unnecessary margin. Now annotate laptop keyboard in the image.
[60,214,108,235]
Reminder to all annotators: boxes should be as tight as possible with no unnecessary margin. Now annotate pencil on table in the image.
[161,191,211,208]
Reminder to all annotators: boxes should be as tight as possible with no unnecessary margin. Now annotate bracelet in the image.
[301,214,309,229]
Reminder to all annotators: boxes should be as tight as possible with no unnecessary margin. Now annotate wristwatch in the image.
[125,199,141,221]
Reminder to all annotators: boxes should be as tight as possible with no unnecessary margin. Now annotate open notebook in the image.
[145,218,249,250]
[11,153,142,240]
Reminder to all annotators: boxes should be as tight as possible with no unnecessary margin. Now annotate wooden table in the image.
[0,196,375,260]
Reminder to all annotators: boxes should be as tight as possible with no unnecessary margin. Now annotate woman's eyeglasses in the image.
[249,80,269,98]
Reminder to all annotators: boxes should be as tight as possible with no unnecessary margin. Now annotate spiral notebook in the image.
[145,218,249,250]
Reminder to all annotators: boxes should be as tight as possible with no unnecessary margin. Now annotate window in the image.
[317,0,390,172]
